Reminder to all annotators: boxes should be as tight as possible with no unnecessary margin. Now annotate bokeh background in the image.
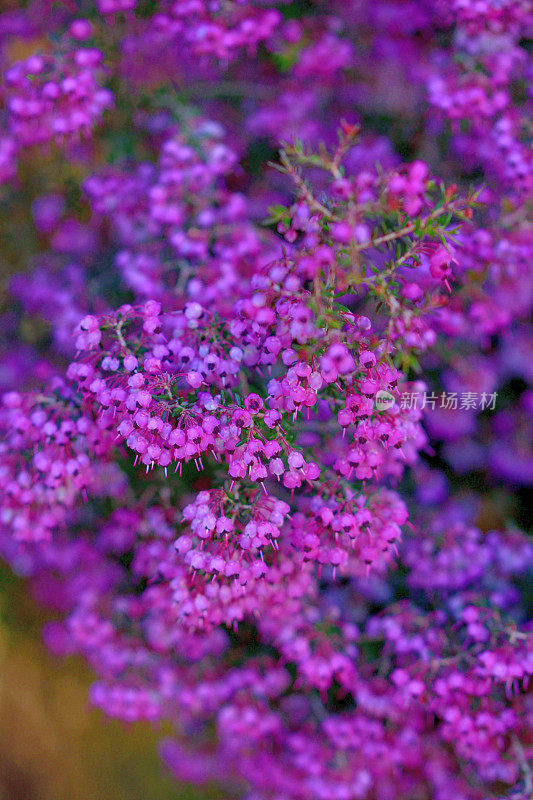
[0,564,209,800]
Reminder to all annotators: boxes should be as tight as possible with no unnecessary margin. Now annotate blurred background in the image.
[0,564,205,800]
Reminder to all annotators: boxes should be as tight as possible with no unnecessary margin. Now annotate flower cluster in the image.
[0,1,531,800]
[0,385,115,542]
[4,46,112,145]
[122,0,282,63]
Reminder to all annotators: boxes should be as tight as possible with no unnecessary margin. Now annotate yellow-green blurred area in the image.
[0,565,208,800]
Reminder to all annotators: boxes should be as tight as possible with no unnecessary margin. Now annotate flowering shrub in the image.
[0,2,531,800]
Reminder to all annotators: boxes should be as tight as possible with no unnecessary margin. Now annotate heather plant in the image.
[0,2,531,800]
